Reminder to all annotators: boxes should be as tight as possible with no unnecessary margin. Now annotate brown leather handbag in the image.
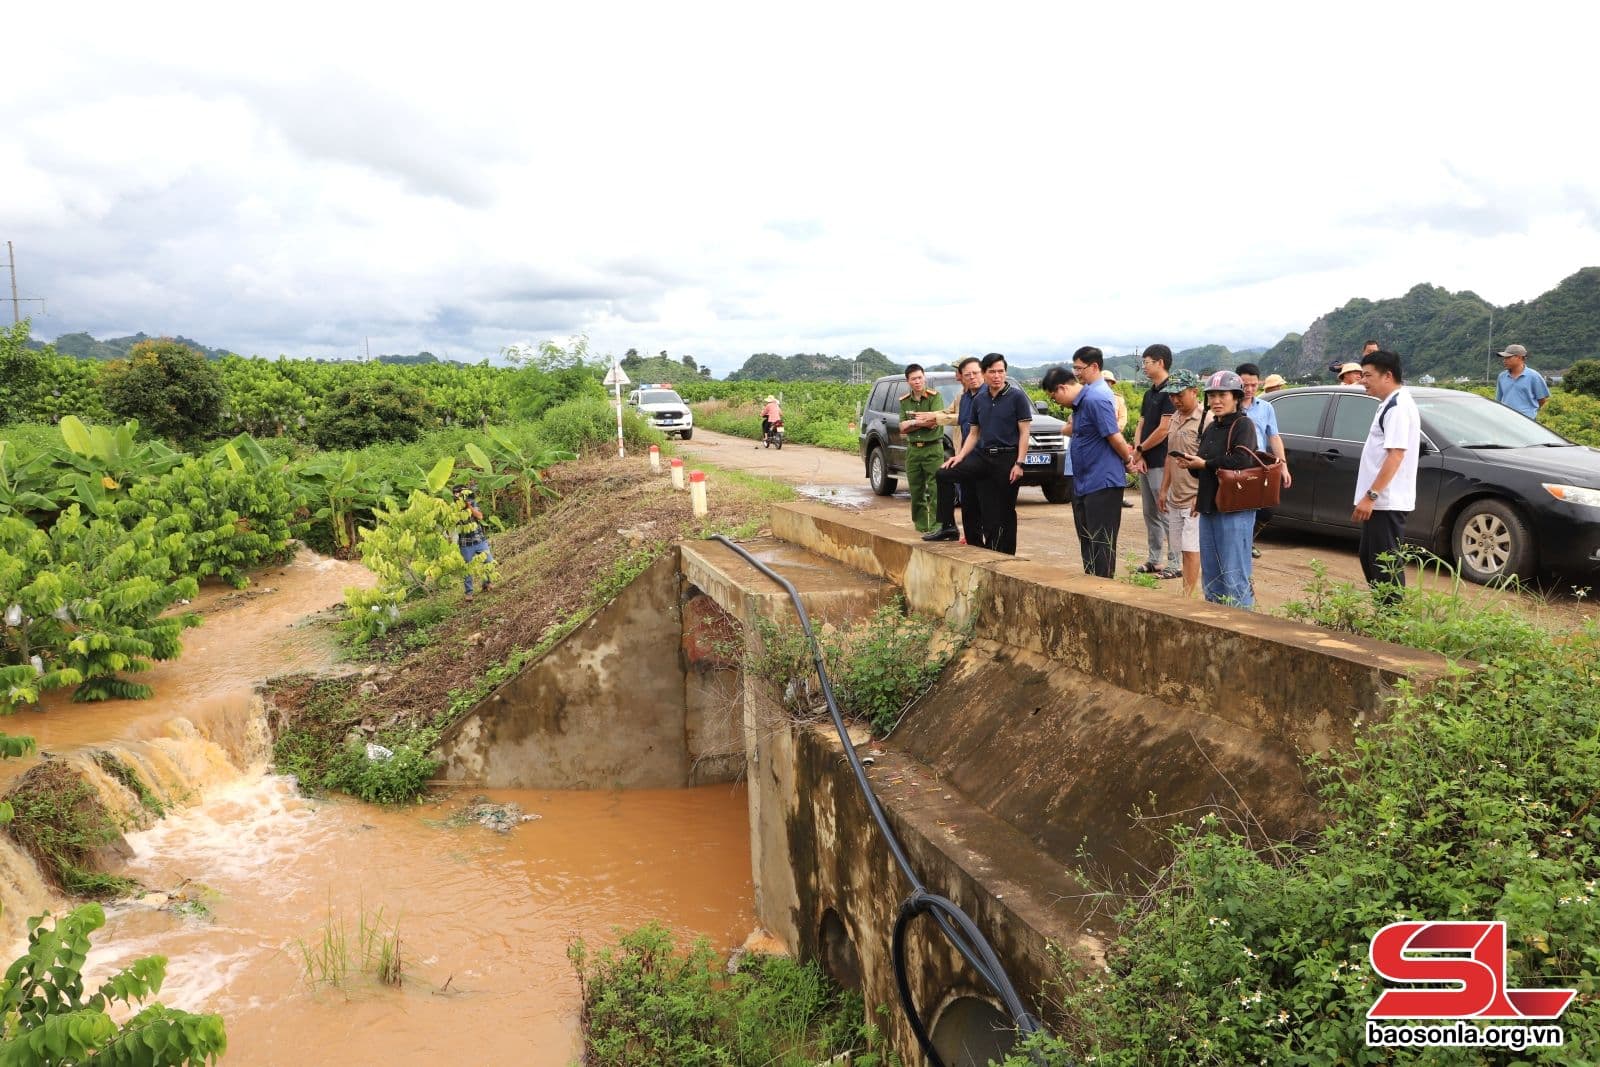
[1215,444,1283,512]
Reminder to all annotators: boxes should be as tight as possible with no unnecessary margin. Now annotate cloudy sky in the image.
[4,2,1597,375]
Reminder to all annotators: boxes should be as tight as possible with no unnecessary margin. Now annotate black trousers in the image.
[938,451,1017,553]
[934,457,987,548]
[1072,486,1124,578]
[1359,509,1408,592]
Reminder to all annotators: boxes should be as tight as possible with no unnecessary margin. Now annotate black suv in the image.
[857,372,1073,503]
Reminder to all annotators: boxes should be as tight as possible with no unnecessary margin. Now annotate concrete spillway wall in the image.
[438,501,1452,1062]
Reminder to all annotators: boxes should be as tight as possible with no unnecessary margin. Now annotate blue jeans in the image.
[1198,509,1254,608]
[460,537,493,593]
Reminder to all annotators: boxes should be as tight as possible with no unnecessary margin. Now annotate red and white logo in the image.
[1366,921,1574,1050]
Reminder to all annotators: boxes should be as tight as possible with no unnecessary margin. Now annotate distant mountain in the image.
[33,331,235,361]
[1260,267,1600,380]
[726,348,898,382]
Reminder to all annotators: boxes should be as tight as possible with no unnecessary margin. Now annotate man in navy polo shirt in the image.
[941,353,1032,554]
[919,356,985,545]
[1047,346,1134,578]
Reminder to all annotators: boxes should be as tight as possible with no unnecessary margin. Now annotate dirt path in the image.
[675,429,1597,628]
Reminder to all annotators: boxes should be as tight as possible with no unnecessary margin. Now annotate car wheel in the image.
[1451,499,1535,585]
[868,444,898,496]
[1042,479,1072,504]
[681,429,692,441]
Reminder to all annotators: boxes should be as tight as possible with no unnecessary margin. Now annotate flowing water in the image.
[1,549,756,1064]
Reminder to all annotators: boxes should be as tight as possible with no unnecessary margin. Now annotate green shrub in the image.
[531,396,661,454]
[0,903,227,1065]
[99,338,226,442]
[324,729,439,806]
[508,364,607,422]
[4,760,138,897]
[1563,359,1600,399]
[570,922,883,1066]
[310,378,433,450]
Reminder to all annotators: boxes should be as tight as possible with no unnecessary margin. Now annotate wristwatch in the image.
[1366,490,1380,501]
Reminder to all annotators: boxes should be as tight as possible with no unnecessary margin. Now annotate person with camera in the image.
[453,485,494,599]
[1170,371,1260,608]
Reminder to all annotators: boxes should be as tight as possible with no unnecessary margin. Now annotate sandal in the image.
[1157,568,1182,579]
[1134,562,1161,574]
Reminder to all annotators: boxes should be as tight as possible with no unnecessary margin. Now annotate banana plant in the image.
[51,416,180,513]
[295,454,391,551]
[461,443,516,516]
[0,441,65,520]
[481,426,574,523]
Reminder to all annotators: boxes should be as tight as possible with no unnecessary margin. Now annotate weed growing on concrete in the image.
[570,922,886,1065]
[748,597,962,736]
[1003,569,1600,1064]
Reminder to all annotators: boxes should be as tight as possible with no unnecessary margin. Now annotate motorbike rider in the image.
[761,394,783,443]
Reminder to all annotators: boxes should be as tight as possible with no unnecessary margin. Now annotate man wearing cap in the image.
[1495,344,1550,420]
[1129,344,1180,577]
[761,395,782,439]
[1157,369,1205,597]
[898,364,946,534]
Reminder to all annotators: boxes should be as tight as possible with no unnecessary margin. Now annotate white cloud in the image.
[2,1,1597,372]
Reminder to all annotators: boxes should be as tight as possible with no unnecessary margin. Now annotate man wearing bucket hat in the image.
[1494,344,1549,419]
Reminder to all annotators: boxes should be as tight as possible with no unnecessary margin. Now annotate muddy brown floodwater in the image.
[0,548,756,1065]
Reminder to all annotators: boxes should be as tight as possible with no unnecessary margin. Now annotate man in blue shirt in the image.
[941,353,1033,554]
[1236,363,1292,558]
[1495,344,1550,419]
[1045,346,1135,578]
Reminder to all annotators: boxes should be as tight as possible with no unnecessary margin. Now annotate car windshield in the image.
[1416,393,1572,448]
[639,390,682,405]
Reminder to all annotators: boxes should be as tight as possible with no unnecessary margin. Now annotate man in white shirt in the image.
[1351,349,1421,600]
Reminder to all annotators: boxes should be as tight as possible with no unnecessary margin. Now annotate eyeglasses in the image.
[1071,364,1088,372]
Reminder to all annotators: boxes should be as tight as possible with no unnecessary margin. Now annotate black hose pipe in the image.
[710,534,1056,1066]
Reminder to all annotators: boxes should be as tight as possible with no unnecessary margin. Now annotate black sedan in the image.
[1260,385,1600,584]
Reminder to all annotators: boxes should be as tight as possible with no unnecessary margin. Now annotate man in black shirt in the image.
[941,353,1032,554]
[1130,344,1180,577]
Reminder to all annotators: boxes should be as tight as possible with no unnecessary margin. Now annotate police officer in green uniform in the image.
[899,364,946,534]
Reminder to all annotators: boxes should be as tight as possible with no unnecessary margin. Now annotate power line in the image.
[6,242,48,324]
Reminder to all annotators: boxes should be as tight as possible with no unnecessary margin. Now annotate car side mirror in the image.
[1034,401,1051,415]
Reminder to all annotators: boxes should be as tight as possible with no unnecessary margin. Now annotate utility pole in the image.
[5,242,47,324]
[1485,308,1495,383]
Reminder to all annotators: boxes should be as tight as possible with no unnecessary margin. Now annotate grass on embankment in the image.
[267,454,795,805]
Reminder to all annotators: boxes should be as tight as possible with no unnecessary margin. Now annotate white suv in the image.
[627,387,695,440]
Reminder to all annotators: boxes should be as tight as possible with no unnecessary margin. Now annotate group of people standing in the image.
[894,344,1424,609]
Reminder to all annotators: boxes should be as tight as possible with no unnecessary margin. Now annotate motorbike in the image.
[763,418,785,449]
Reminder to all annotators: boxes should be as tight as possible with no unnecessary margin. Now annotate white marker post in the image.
[670,458,685,490]
[648,444,660,472]
[689,470,708,518]
[603,359,631,459]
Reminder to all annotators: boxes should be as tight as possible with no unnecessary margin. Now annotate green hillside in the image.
[726,347,898,382]
[1261,267,1600,381]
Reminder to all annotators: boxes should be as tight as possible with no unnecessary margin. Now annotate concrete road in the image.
[676,428,1596,626]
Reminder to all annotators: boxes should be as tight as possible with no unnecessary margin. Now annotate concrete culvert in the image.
[929,995,1018,1066]
[817,907,861,990]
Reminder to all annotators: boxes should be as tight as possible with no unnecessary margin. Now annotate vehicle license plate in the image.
[1024,452,1051,465]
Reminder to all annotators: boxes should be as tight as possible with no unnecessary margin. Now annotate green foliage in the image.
[1011,569,1600,1065]
[309,377,433,451]
[0,507,198,710]
[52,417,182,510]
[570,922,883,1066]
[1541,388,1600,448]
[0,903,226,1066]
[323,728,440,805]
[99,339,226,442]
[0,442,65,519]
[0,322,45,425]
[342,490,490,641]
[1564,359,1600,399]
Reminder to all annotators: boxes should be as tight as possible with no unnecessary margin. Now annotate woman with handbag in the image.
[1172,370,1261,608]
